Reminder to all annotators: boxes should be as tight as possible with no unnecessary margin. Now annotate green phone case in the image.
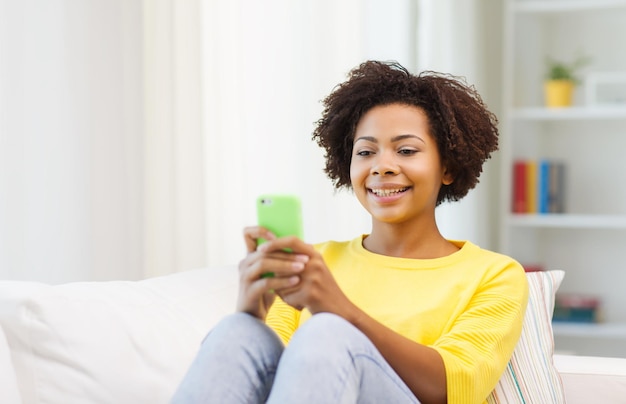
[256,194,304,243]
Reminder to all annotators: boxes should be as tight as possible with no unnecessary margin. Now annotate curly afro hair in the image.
[312,60,499,205]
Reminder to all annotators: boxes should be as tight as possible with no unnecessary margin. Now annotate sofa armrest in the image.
[554,354,626,403]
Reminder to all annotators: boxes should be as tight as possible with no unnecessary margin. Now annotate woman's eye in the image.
[399,149,417,155]
[356,150,373,156]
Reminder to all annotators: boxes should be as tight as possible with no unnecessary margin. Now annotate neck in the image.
[363,220,458,259]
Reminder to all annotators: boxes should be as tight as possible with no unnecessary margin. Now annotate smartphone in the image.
[256,194,304,245]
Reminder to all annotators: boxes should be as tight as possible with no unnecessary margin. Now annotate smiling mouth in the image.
[369,187,410,197]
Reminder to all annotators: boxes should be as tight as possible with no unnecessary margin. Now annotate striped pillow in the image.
[488,270,566,403]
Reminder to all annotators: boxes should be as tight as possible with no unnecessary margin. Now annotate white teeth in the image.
[371,188,408,197]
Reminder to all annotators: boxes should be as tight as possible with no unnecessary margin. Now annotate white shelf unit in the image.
[553,322,626,339]
[500,0,626,357]
[511,106,626,120]
[507,214,626,229]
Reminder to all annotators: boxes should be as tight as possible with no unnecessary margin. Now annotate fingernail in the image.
[292,262,305,271]
[289,276,300,285]
[294,254,309,263]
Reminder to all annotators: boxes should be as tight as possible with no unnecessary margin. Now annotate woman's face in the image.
[349,103,452,225]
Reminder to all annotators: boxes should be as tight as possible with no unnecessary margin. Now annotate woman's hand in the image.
[260,237,357,319]
[236,226,309,320]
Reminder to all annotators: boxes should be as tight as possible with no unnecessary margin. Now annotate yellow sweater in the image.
[266,236,528,404]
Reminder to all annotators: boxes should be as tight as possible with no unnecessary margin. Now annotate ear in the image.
[442,167,454,185]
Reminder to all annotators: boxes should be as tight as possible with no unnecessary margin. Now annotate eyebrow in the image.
[354,134,424,144]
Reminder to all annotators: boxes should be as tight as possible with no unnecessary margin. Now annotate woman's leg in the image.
[171,312,284,404]
[266,313,420,404]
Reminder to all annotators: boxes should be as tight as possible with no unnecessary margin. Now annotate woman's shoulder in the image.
[459,240,521,264]
[456,240,526,280]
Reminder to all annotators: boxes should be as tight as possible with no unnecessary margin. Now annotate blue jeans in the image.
[171,312,420,403]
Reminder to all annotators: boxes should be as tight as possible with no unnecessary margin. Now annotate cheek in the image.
[407,162,443,186]
[349,160,366,186]
[349,161,357,183]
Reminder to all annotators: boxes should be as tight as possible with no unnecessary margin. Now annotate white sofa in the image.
[1,266,625,404]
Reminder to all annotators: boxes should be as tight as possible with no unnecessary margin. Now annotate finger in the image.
[247,274,301,299]
[265,274,301,291]
[243,226,276,253]
[276,283,312,312]
[274,283,302,296]
[257,235,315,256]
[239,250,309,277]
[241,252,308,283]
[275,289,305,311]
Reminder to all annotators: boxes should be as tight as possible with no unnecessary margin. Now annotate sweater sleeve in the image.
[265,296,301,345]
[432,261,529,404]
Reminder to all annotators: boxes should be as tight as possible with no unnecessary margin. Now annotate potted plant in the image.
[544,55,591,108]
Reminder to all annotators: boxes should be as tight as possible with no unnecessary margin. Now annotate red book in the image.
[512,160,527,213]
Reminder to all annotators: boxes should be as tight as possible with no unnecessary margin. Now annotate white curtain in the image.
[0,0,208,282]
[142,0,207,278]
[0,0,145,282]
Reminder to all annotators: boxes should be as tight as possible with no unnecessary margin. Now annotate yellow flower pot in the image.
[544,79,574,108]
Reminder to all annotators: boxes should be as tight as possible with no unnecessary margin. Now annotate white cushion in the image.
[0,325,22,404]
[0,267,238,404]
[488,270,566,403]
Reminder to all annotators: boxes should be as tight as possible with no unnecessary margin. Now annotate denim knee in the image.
[266,313,380,403]
[286,313,369,361]
[172,312,285,404]
[203,312,284,357]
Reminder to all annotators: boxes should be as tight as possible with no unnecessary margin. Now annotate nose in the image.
[371,151,398,176]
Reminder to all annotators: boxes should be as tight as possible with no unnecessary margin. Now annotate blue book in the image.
[538,159,550,214]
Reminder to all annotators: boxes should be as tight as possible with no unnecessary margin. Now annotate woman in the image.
[172,60,528,404]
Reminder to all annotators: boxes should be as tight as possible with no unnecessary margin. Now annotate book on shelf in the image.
[553,293,601,324]
[512,159,566,214]
[521,265,603,324]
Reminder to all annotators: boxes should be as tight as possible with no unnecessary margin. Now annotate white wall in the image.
[0,0,144,282]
